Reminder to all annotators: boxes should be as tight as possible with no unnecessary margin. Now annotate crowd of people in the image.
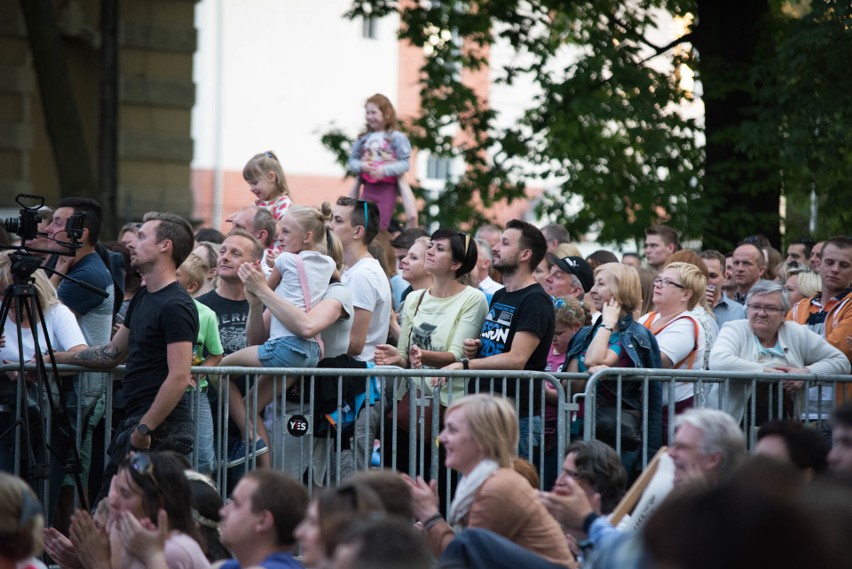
[2,91,852,568]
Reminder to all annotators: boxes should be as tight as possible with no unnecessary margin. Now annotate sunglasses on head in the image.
[129,452,162,494]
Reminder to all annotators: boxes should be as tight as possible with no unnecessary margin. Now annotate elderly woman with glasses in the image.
[638,262,707,426]
[708,280,850,424]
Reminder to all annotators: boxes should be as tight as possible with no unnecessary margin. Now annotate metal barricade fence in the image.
[212,367,571,496]
[1,363,570,509]
[565,368,852,469]
[5,362,851,508]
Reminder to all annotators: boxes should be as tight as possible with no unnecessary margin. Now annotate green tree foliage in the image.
[744,0,852,241]
[324,0,849,248]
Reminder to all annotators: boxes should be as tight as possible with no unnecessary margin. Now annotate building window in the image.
[362,16,377,39]
[426,155,452,180]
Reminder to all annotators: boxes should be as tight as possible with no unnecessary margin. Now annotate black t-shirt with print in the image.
[477,282,555,416]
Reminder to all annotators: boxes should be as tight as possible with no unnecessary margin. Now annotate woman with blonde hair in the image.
[639,261,707,425]
[405,394,574,566]
[564,264,663,471]
[0,253,87,475]
[663,250,719,370]
[785,268,820,304]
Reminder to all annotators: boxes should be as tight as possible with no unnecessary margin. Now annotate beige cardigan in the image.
[426,467,576,568]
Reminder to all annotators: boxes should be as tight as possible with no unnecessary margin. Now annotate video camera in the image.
[3,194,85,243]
[1,193,87,279]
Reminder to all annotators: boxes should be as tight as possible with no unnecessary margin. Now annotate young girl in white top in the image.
[220,203,340,460]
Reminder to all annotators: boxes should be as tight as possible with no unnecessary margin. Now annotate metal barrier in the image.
[0,364,571,509]
[5,362,849,519]
[568,368,852,469]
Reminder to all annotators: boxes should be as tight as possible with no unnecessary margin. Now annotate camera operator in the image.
[43,198,115,527]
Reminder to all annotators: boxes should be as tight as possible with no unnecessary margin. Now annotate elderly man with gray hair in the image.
[708,279,850,424]
[668,408,748,487]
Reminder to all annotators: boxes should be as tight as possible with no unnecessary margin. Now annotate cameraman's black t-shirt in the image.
[122,282,198,416]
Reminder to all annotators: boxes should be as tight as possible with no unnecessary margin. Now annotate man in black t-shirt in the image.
[446,219,555,457]
[53,212,198,499]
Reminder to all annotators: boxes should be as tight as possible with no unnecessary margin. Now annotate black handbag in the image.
[596,404,642,451]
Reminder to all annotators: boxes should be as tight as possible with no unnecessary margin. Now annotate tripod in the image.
[0,251,90,513]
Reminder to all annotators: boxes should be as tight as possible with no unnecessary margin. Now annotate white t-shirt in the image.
[0,303,87,362]
[270,250,335,340]
[342,257,391,361]
[638,311,705,403]
[319,282,355,359]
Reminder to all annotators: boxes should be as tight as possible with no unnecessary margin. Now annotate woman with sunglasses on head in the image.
[374,229,488,474]
[294,482,385,569]
[107,452,210,569]
[43,452,209,569]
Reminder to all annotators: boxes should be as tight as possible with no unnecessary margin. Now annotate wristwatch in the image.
[135,423,151,436]
[459,357,470,370]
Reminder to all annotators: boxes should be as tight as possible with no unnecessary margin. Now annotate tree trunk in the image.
[696,0,780,252]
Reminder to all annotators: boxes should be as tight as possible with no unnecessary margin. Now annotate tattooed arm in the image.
[52,326,130,369]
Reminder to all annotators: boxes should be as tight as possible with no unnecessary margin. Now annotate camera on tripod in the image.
[2,193,85,245]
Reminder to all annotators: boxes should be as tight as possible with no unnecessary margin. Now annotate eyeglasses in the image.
[653,277,685,289]
[129,452,162,494]
[747,304,784,315]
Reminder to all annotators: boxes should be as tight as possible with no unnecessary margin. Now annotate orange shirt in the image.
[788,289,852,402]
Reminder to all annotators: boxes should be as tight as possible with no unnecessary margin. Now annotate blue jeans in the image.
[189,389,215,474]
[518,415,542,461]
[439,528,565,569]
[258,336,320,368]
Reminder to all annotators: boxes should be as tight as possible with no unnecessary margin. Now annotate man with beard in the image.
[446,219,555,458]
[52,212,198,499]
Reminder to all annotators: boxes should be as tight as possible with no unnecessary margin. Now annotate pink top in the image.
[256,194,293,221]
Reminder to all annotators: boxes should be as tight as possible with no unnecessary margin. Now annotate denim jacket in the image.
[565,314,663,454]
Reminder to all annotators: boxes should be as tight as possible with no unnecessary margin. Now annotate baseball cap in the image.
[547,254,594,293]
